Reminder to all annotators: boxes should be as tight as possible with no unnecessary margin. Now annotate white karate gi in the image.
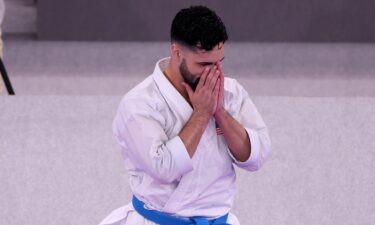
[99,57,271,225]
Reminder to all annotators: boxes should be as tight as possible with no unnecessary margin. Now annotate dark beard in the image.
[180,59,200,91]
[183,76,199,91]
[190,78,200,91]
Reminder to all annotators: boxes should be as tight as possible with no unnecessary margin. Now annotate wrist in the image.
[192,111,211,124]
[214,107,226,119]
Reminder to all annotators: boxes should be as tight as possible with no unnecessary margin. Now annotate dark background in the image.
[38,0,375,42]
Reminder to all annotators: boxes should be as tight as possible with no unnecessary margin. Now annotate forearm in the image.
[179,64,220,158]
[179,111,210,158]
[215,109,251,162]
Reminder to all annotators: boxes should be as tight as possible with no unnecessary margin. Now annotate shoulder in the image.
[223,77,248,98]
[223,77,252,115]
[117,76,166,121]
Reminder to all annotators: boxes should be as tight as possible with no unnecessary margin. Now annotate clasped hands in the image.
[182,63,225,120]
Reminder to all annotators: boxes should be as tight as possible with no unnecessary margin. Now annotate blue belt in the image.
[132,195,230,225]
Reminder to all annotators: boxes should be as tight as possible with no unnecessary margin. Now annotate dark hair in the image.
[171,5,228,51]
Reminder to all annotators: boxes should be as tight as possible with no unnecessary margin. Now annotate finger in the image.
[217,62,223,73]
[181,82,194,99]
[205,65,216,85]
[220,69,224,89]
[217,62,225,79]
[196,67,210,90]
[219,74,224,100]
[215,63,224,89]
[208,67,220,91]
[213,77,220,95]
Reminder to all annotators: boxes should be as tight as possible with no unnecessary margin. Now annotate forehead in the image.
[186,44,225,62]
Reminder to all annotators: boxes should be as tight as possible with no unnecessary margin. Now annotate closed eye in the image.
[197,57,225,66]
[198,62,214,66]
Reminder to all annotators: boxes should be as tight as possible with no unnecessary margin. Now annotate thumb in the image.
[181,82,194,99]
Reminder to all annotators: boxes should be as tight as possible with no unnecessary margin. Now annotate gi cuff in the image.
[166,136,194,176]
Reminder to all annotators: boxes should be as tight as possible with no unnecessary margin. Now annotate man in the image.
[99,5,271,225]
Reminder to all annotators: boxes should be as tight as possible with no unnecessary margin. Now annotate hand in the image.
[182,66,220,119]
[214,62,225,117]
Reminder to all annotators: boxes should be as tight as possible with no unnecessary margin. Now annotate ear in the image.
[171,43,182,60]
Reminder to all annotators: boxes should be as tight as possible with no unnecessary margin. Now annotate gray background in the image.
[37,0,375,42]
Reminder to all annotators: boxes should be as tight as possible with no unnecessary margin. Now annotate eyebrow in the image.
[197,57,225,65]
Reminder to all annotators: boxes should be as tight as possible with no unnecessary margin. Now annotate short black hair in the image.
[170,5,228,51]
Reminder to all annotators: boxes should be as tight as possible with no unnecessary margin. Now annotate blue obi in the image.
[132,195,231,225]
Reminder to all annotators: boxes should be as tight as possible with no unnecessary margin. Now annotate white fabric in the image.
[99,57,271,225]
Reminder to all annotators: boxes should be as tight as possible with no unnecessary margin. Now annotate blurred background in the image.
[2,0,375,96]
[0,1,374,225]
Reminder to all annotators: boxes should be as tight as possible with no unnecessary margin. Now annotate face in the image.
[178,43,225,90]
[179,58,199,90]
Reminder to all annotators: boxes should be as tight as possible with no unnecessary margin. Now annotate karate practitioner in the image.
[99,5,271,225]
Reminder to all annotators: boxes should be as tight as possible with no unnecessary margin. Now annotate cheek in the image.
[190,64,205,76]
[184,57,203,75]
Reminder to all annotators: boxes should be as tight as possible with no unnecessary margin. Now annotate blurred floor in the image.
[1,96,375,225]
[2,37,375,96]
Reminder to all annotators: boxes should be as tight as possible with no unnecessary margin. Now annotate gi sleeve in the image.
[112,97,193,184]
[227,81,272,171]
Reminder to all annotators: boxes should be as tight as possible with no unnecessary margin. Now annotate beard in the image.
[179,59,200,91]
